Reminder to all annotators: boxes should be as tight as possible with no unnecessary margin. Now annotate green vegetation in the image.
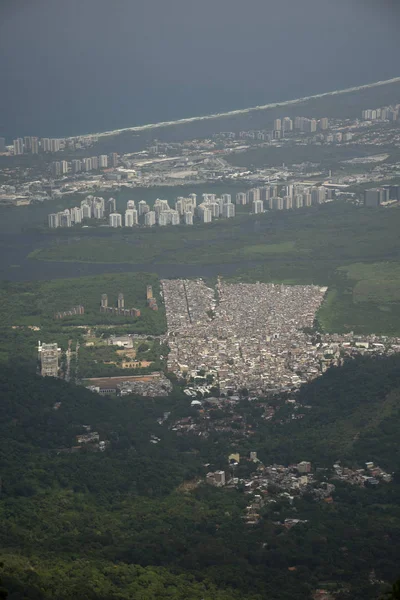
[26,203,400,335]
[1,356,400,598]
[0,272,165,332]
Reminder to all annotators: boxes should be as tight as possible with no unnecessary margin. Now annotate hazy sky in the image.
[1,0,399,138]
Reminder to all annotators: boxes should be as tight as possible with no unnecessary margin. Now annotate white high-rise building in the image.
[13,138,24,155]
[93,202,105,220]
[42,138,51,152]
[81,203,92,219]
[82,158,92,171]
[50,139,60,152]
[70,207,82,224]
[125,209,138,227]
[144,211,156,227]
[209,202,220,218]
[247,188,261,203]
[199,206,212,223]
[184,211,193,225]
[283,196,293,210]
[158,211,170,226]
[188,193,197,206]
[170,210,180,225]
[60,160,69,175]
[221,193,231,204]
[91,156,99,170]
[71,159,82,174]
[236,192,247,205]
[252,199,263,214]
[59,209,72,227]
[295,195,304,208]
[127,200,136,209]
[138,200,149,216]
[109,213,122,227]
[99,155,108,168]
[154,199,170,215]
[283,117,293,132]
[303,193,312,207]
[222,203,235,218]
[273,118,282,131]
[48,213,59,228]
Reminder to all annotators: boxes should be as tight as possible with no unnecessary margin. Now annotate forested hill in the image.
[1,359,400,598]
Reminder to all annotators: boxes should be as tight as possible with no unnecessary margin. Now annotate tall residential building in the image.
[303,193,312,207]
[93,201,105,219]
[209,202,220,218]
[109,152,118,167]
[81,203,92,219]
[319,118,329,130]
[109,212,122,227]
[260,187,270,202]
[50,139,60,152]
[124,209,138,227]
[118,293,124,310]
[283,196,293,210]
[294,194,304,208]
[107,197,117,214]
[72,159,82,174]
[99,155,108,168]
[271,197,283,210]
[90,156,99,170]
[82,157,92,171]
[364,188,385,207]
[184,211,193,225]
[60,160,69,175]
[273,118,282,131]
[170,210,180,225]
[283,117,293,132]
[222,203,235,218]
[59,210,72,227]
[252,199,263,214]
[221,193,232,204]
[311,186,326,205]
[51,162,61,178]
[144,211,156,227]
[158,211,170,226]
[188,193,197,206]
[236,192,247,205]
[247,188,261,203]
[13,138,24,155]
[70,206,83,224]
[138,200,150,216]
[127,200,136,209]
[48,213,59,228]
[39,342,59,377]
[41,138,51,152]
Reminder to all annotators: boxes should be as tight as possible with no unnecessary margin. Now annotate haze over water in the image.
[1,0,400,140]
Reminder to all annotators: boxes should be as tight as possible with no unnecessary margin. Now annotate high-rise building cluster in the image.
[54,305,85,319]
[48,195,116,228]
[361,105,399,121]
[238,115,329,141]
[364,187,391,207]
[99,293,140,318]
[237,184,328,212]
[51,154,111,177]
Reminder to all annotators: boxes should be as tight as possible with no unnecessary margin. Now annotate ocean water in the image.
[1,0,400,140]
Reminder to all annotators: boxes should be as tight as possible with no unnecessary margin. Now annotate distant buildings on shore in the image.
[48,184,331,229]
